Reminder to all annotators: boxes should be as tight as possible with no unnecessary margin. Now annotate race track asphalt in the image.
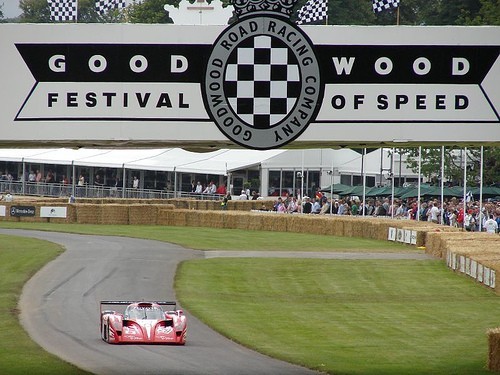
[2,229,319,375]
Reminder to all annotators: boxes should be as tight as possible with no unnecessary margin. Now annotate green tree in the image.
[19,0,51,23]
[400,147,500,187]
[463,0,500,25]
[126,0,180,23]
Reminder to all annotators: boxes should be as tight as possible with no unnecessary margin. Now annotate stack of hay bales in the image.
[488,328,500,372]
[76,204,102,224]
[427,232,499,259]
[66,204,77,223]
[128,204,167,225]
[101,204,129,225]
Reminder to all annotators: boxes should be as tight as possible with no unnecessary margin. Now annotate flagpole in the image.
[463,147,467,230]
[362,148,366,217]
[479,146,484,231]
[417,146,421,222]
[391,147,395,219]
[396,6,400,25]
[440,146,445,224]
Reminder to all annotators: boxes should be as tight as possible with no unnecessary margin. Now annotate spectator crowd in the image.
[268,190,500,234]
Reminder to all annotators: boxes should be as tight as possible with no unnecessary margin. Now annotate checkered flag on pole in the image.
[296,0,328,25]
[372,0,400,13]
[48,0,78,21]
[95,0,126,15]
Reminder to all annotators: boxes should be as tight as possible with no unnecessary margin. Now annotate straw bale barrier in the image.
[156,210,429,242]
[427,232,500,259]
[488,328,500,372]
[66,204,77,223]
[100,204,129,225]
[76,204,102,224]
[128,204,174,225]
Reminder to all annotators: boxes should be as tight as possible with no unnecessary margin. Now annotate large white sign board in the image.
[0,23,498,149]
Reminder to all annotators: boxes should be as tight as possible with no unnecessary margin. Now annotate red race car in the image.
[100,301,187,344]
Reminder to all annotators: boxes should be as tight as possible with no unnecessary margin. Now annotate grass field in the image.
[0,234,90,375]
[177,258,500,374]
[0,222,498,374]
[0,222,416,252]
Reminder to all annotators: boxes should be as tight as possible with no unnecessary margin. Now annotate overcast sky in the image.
[2,0,21,18]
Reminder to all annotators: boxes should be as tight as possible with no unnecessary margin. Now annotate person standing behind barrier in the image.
[221,192,231,210]
[302,197,312,214]
[274,197,286,212]
[484,215,498,234]
[132,176,139,189]
[35,170,42,183]
[195,181,203,194]
[3,191,13,202]
[428,202,440,224]
[287,196,298,213]
[337,199,345,215]
[28,170,36,183]
[311,198,321,214]
[111,176,121,197]
[217,184,227,196]
[464,210,474,231]
[351,200,359,216]
[77,174,85,197]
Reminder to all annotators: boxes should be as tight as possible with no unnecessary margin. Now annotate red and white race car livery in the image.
[100,301,187,345]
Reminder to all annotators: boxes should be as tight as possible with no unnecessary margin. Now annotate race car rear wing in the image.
[100,301,177,309]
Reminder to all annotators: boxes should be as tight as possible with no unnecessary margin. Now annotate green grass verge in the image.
[0,234,90,375]
[1,222,494,374]
[176,258,498,375]
[0,222,414,252]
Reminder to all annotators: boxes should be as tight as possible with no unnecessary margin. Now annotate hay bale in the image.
[233,211,252,230]
[196,210,219,228]
[330,219,344,237]
[343,217,355,237]
[259,212,286,232]
[76,204,102,224]
[424,232,447,258]
[128,204,158,225]
[158,209,174,226]
[197,200,209,211]
[488,328,500,372]
[349,218,365,238]
[172,210,189,227]
[66,204,77,223]
[101,204,129,225]
[246,213,264,231]
[287,214,310,234]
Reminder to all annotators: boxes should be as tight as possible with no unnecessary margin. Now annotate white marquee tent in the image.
[0,148,287,175]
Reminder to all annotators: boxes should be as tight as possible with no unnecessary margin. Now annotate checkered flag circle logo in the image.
[225,35,301,129]
[204,15,322,149]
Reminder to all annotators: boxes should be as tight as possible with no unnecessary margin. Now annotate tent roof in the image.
[0,148,286,175]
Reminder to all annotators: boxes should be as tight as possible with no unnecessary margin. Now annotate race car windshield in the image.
[126,306,164,320]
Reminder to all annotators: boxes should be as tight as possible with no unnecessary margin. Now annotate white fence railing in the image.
[0,181,223,201]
